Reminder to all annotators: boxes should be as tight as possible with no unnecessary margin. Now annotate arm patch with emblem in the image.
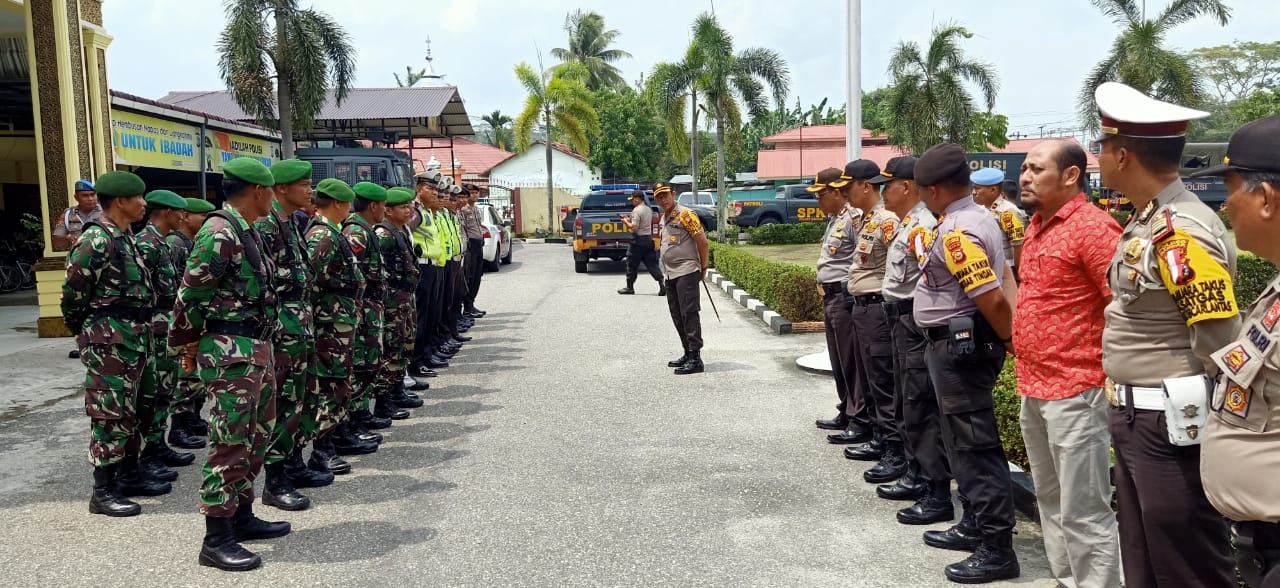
[941,230,998,293]
[1156,228,1238,325]
[1000,211,1026,243]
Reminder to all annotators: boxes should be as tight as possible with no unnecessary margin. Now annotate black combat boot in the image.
[674,352,704,375]
[168,413,207,449]
[667,351,690,368]
[231,503,291,541]
[391,382,425,408]
[332,423,378,456]
[617,278,636,295]
[404,371,430,392]
[844,436,886,461]
[374,393,410,420]
[262,462,311,511]
[89,464,141,517]
[116,454,172,497]
[657,281,666,296]
[146,437,196,466]
[284,448,333,488]
[898,481,956,525]
[199,515,261,572]
[354,408,391,433]
[877,463,929,501]
[309,438,351,475]
[923,509,982,551]
[191,402,210,436]
[864,442,908,484]
[944,534,1020,584]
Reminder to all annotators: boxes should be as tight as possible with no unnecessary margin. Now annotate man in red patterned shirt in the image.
[1013,140,1122,588]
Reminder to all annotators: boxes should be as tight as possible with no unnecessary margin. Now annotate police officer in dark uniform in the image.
[913,143,1019,584]
[618,189,665,295]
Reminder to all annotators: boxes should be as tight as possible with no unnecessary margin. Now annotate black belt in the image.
[882,298,913,317]
[924,326,951,342]
[154,297,176,310]
[320,286,361,298]
[205,319,271,340]
[279,291,305,302]
[849,292,885,306]
[468,237,483,244]
[88,305,152,323]
[819,281,845,296]
[923,314,994,342]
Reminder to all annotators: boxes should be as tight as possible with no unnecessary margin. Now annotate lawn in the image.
[735,243,816,267]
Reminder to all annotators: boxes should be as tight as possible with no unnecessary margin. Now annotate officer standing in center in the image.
[1094,81,1238,587]
[913,143,1019,584]
[655,182,709,374]
[618,189,665,296]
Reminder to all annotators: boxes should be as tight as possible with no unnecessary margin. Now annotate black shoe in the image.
[864,445,908,484]
[69,348,81,359]
[456,325,471,333]
[453,334,473,343]
[116,456,172,497]
[325,455,352,474]
[410,365,438,378]
[844,439,885,460]
[405,378,430,392]
[231,504,291,541]
[374,396,411,420]
[877,476,929,501]
[332,428,378,456]
[346,419,384,444]
[168,414,208,449]
[674,357,704,375]
[657,284,667,296]
[199,516,261,572]
[617,286,635,295]
[436,347,459,357]
[828,429,873,445]
[262,462,311,511]
[358,408,393,430]
[815,414,850,431]
[667,353,690,368]
[944,543,1020,584]
[141,458,179,482]
[89,464,141,517]
[285,450,333,488]
[144,439,195,467]
[309,438,351,475]
[427,357,449,369]
[924,523,983,552]
[898,496,956,525]
[393,391,425,409]
[464,308,486,317]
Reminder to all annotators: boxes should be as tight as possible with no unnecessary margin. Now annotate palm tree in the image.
[514,60,599,233]
[1078,0,1231,132]
[480,110,514,152]
[551,10,632,91]
[395,65,427,88]
[654,13,789,241]
[886,24,998,155]
[217,0,356,159]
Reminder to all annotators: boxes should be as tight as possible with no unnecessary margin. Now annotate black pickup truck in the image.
[726,183,828,227]
[571,185,660,273]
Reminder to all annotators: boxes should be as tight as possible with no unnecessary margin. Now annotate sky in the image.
[104,0,1272,141]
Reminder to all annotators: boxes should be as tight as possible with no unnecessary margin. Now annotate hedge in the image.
[992,361,1027,471]
[746,222,826,245]
[1237,253,1278,308]
[708,242,824,322]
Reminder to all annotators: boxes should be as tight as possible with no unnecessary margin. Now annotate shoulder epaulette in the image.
[1151,208,1177,243]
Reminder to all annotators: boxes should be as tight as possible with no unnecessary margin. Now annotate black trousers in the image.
[888,302,950,483]
[823,291,868,427]
[413,262,440,364]
[923,321,1014,542]
[464,238,484,308]
[1110,407,1233,587]
[665,272,702,353]
[1238,521,1280,588]
[625,237,662,284]
[435,259,466,343]
[850,300,896,442]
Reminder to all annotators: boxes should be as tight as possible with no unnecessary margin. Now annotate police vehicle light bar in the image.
[590,184,640,191]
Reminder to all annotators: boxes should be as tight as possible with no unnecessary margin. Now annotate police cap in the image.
[843,159,881,183]
[1094,81,1209,142]
[806,168,846,192]
[315,178,355,202]
[144,190,187,210]
[94,171,146,199]
[970,167,1005,186]
[184,197,216,214]
[869,156,918,185]
[353,181,388,202]
[222,157,275,187]
[913,144,969,188]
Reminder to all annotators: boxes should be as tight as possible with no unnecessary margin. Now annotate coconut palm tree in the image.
[1078,0,1231,132]
[886,24,998,156]
[217,0,356,159]
[551,10,632,91]
[653,13,789,241]
[480,110,515,152]
[514,61,599,233]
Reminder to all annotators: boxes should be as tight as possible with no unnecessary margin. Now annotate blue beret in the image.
[970,167,1005,186]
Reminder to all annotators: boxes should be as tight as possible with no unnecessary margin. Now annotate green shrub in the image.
[1109,210,1131,226]
[1237,253,1278,308]
[1217,208,1232,230]
[747,222,826,245]
[709,242,823,322]
[992,360,1028,471]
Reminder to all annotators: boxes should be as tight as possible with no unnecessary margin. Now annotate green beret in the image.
[184,197,215,214]
[145,190,187,209]
[94,171,146,198]
[222,157,275,187]
[315,178,355,202]
[270,159,313,185]
[386,187,415,205]
[353,181,388,202]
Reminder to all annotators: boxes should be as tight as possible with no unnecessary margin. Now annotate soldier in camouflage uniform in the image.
[168,197,215,449]
[257,159,324,512]
[343,182,393,438]
[170,158,288,572]
[376,188,425,416]
[305,178,372,474]
[62,171,160,517]
[135,190,196,485]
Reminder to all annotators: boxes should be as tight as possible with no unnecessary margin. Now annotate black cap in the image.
[806,168,847,192]
[912,144,968,187]
[869,156,919,184]
[1189,115,1280,178]
[843,159,881,182]
[628,189,644,200]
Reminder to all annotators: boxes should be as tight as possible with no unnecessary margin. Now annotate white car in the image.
[478,203,513,271]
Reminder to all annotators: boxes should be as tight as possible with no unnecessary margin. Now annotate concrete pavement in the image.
[0,244,1053,586]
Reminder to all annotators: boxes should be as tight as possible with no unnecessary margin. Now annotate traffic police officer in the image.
[170,157,288,572]
[62,170,156,517]
[408,170,448,377]
[811,167,866,440]
[344,182,392,439]
[619,189,665,295]
[655,182,709,374]
[971,167,1027,276]
[913,143,1019,584]
[1095,81,1238,587]
[374,187,422,419]
[1193,115,1280,588]
[167,197,215,450]
[844,160,907,485]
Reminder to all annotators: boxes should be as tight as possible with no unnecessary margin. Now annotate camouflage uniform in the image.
[256,202,315,464]
[170,205,279,518]
[134,223,181,450]
[343,214,386,414]
[166,230,205,418]
[375,221,419,395]
[305,215,364,437]
[62,217,154,466]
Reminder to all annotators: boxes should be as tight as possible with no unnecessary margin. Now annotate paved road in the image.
[0,243,1053,587]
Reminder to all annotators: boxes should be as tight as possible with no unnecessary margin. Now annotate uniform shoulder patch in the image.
[1156,228,1237,325]
[1151,208,1176,243]
[880,218,898,244]
[941,230,998,293]
[1000,211,1026,242]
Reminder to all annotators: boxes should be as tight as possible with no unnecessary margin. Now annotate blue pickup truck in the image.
[725,183,828,227]
[571,184,661,274]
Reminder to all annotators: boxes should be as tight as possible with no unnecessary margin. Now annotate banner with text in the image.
[111,108,281,173]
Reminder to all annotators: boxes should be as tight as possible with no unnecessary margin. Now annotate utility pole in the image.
[846,0,862,161]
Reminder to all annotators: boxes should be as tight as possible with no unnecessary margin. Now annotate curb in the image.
[705,269,792,335]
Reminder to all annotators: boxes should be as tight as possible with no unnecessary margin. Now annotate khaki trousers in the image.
[1020,389,1121,588]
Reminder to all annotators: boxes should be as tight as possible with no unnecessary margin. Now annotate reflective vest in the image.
[409,202,446,265]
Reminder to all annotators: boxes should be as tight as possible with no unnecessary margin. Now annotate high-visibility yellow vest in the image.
[409,202,446,265]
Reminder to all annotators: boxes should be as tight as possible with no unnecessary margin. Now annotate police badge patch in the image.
[1264,299,1280,332]
[1225,383,1251,418]
[1224,345,1251,375]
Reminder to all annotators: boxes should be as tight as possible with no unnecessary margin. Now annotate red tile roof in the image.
[392,136,514,175]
